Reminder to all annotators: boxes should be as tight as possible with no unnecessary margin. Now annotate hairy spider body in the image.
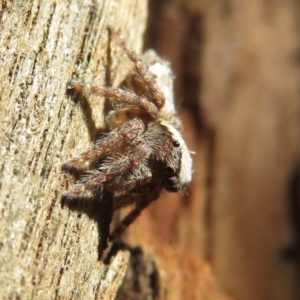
[62,29,192,241]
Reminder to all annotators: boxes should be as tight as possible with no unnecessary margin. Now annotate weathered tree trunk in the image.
[0,1,147,299]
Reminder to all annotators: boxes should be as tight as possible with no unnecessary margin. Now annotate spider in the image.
[62,28,193,241]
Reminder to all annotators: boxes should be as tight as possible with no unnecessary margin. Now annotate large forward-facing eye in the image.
[172,140,180,147]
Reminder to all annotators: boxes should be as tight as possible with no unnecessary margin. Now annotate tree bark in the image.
[0,1,147,299]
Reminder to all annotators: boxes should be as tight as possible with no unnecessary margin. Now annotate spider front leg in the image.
[71,82,158,118]
[62,118,145,172]
[112,164,152,199]
[62,139,152,200]
[108,27,165,108]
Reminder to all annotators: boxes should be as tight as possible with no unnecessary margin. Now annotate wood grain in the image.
[0,1,146,299]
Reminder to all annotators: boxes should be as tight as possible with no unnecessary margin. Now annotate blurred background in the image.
[129,1,300,299]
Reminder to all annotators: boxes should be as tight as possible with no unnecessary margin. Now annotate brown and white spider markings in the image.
[62,28,193,241]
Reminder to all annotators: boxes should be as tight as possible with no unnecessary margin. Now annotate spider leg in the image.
[112,164,152,200]
[109,193,159,240]
[71,82,158,118]
[62,118,145,171]
[108,27,165,108]
[62,140,152,200]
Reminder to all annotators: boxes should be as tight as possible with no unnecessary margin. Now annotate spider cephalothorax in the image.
[62,28,192,241]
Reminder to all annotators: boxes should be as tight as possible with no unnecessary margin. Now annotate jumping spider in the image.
[62,28,193,241]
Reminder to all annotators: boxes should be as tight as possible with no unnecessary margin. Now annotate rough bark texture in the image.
[0,0,146,299]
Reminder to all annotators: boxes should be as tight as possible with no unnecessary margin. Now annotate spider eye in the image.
[172,140,180,147]
[164,166,176,176]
